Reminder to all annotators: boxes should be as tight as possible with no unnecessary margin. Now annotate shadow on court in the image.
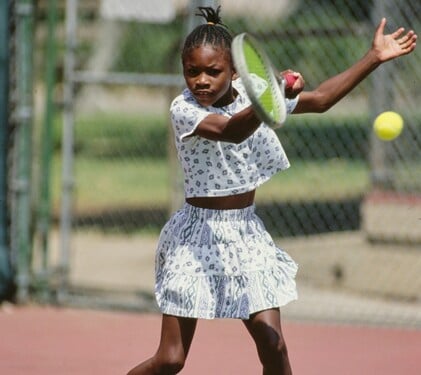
[1,304,420,375]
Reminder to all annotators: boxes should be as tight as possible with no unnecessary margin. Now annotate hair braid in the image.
[182,6,232,61]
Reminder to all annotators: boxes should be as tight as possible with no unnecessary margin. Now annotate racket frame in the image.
[232,32,287,128]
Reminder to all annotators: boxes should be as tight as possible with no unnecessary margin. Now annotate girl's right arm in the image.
[193,107,261,144]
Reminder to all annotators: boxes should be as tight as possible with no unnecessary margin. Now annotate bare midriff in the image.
[186,190,256,210]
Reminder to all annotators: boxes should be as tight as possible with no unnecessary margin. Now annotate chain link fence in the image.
[54,0,421,236]
[0,0,16,300]
[7,0,420,325]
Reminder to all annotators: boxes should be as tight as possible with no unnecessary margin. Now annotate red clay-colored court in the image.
[1,304,420,374]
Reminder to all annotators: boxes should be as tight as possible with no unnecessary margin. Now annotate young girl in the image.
[128,7,416,375]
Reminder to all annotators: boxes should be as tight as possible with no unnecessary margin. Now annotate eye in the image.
[207,68,221,76]
[185,67,199,76]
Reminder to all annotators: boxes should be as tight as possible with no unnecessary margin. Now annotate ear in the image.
[232,69,239,80]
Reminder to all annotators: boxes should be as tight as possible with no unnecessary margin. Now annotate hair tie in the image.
[207,21,215,25]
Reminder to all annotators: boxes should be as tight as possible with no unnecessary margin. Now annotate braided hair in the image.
[182,6,232,61]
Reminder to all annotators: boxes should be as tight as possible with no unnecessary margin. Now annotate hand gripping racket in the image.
[232,33,295,129]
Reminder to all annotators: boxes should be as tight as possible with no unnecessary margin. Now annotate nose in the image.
[196,72,209,87]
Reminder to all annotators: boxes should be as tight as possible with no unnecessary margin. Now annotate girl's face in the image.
[182,44,236,107]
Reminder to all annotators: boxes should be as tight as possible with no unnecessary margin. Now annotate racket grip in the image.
[283,73,297,89]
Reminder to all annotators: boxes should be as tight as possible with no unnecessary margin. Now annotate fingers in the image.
[283,71,303,86]
[388,22,417,46]
[376,17,418,56]
[375,17,387,37]
[283,74,296,88]
[376,18,416,44]
[280,70,302,86]
[397,30,417,53]
[280,69,294,76]
[397,32,410,45]
[377,17,406,40]
[283,71,305,99]
[391,27,406,40]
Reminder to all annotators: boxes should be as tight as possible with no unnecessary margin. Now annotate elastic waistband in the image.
[183,202,255,221]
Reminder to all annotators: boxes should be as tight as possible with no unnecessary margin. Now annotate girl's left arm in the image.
[293,18,417,114]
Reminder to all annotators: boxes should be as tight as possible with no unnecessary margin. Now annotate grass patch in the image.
[52,155,369,215]
[256,159,369,203]
[51,156,170,214]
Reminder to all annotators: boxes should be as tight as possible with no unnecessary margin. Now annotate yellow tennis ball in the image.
[373,111,404,141]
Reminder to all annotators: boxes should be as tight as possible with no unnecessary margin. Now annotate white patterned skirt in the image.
[155,203,298,320]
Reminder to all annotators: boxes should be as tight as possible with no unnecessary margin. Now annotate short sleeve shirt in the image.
[170,78,298,197]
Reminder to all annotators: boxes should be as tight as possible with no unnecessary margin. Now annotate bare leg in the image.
[243,308,292,375]
[127,314,197,375]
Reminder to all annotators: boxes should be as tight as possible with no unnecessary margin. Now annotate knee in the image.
[259,335,289,365]
[155,350,186,374]
[158,358,185,374]
[126,351,186,375]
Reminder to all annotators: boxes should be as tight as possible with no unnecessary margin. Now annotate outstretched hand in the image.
[372,18,417,63]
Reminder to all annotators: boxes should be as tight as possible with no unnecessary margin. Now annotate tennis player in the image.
[127,6,416,375]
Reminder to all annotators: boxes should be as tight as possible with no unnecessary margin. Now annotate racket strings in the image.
[232,33,287,127]
[245,43,282,121]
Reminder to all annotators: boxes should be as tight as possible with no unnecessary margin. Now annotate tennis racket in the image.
[232,33,295,129]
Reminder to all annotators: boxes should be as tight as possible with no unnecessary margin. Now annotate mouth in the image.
[194,90,213,100]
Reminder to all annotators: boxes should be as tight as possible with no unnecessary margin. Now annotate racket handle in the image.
[283,73,297,89]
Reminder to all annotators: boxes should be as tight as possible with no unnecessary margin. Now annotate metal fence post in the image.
[58,0,78,301]
[14,0,35,303]
[0,0,14,300]
[34,0,58,298]
[369,0,396,188]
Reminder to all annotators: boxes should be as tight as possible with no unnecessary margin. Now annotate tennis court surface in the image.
[1,303,420,375]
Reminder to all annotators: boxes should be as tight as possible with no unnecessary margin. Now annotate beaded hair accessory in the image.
[196,6,227,28]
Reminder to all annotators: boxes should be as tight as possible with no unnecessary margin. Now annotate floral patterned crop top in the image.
[170,77,299,198]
